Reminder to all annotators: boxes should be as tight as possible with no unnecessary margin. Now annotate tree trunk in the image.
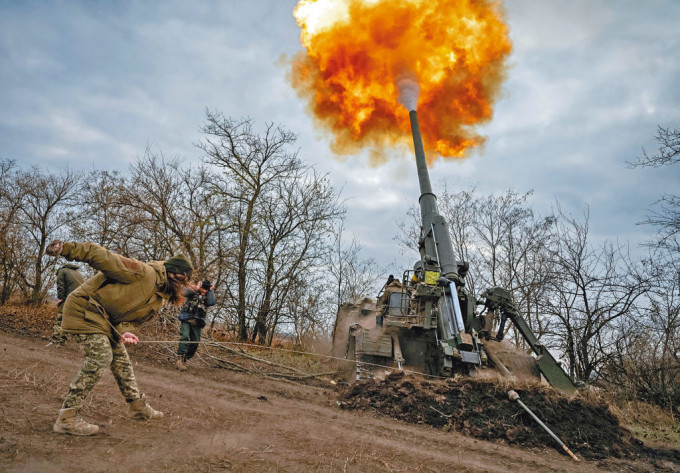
[237,197,258,341]
[30,258,42,305]
[253,310,268,344]
[237,249,248,340]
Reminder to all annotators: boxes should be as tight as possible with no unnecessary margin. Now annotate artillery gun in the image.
[335,110,577,393]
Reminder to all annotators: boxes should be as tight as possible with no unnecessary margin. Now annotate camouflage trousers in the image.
[177,321,202,360]
[62,333,141,408]
[50,306,67,344]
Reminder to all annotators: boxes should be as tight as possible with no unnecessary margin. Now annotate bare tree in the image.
[70,170,135,251]
[12,166,81,304]
[198,111,303,341]
[250,169,344,344]
[328,219,383,341]
[284,277,328,346]
[597,125,680,409]
[0,159,29,304]
[629,126,680,168]
[543,206,652,381]
[603,249,679,412]
[630,126,680,251]
[122,149,227,274]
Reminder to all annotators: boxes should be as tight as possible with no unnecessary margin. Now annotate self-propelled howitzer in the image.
[334,110,576,392]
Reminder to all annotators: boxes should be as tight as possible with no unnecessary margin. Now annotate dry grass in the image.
[610,399,680,447]
[0,301,56,337]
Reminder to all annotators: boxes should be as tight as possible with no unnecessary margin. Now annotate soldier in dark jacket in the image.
[176,280,216,371]
[44,240,193,436]
[48,263,85,346]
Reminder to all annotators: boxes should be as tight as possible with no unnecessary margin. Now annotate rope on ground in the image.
[135,338,451,381]
[204,341,309,375]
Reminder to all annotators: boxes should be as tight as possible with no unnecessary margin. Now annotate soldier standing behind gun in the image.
[44,240,193,436]
[47,263,84,346]
[176,280,216,371]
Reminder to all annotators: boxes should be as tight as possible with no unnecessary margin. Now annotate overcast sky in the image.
[1,0,679,273]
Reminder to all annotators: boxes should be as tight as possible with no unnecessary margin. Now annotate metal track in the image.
[354,352,391,382]
[355,358,376,381]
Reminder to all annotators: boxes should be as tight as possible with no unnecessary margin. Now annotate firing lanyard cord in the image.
[129,338,452,381]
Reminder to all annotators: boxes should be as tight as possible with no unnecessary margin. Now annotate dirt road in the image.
[0,331,673,472]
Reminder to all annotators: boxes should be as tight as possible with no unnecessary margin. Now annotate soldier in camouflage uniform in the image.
[48,263,84,346]
[176,280,216,371]
[44,240,193,436]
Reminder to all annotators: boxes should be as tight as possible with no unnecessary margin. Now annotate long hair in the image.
[164,275,187,306]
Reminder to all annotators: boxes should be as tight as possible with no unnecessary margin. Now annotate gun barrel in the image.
[408,110,458,279]
[409,111,438,218]
[409,111,433,195]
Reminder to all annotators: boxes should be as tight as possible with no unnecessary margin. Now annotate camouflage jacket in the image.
[178,288,216,328]
[60,242,172,342]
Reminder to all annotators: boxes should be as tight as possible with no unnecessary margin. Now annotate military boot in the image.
[53,407,99,435]
[128,395,164,420]
[175,355,187,371]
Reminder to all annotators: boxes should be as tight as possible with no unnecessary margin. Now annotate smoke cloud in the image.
[396,74,420,111]
[289,0,513,165]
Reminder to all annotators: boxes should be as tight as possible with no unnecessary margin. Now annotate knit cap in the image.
[164,254,193,278]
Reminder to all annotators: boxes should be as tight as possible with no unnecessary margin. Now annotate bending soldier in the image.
[45,240,193,436]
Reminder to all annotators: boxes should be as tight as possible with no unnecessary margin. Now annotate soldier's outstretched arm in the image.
[48,241,144,284]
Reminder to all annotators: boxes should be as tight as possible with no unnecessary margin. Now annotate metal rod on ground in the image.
[507,390,579,461]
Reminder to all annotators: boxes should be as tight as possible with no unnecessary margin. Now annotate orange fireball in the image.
[289,0,512,165]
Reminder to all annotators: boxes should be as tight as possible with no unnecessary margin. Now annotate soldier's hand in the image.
[46,240,64,256]
[121,332,139,345]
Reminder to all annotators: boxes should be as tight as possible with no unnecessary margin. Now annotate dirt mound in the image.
[338,371,644,460]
